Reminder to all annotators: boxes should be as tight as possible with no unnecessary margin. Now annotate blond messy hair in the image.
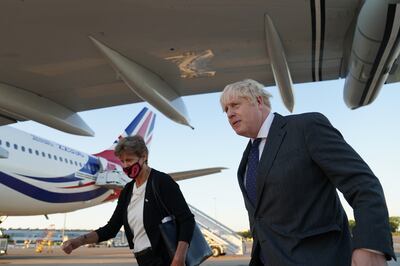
[220,79,272,111]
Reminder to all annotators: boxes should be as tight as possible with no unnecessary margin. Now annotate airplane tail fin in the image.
[94,107,156,163]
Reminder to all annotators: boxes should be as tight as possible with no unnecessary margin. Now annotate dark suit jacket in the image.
[238,112,395,266]
[95,169,195,258]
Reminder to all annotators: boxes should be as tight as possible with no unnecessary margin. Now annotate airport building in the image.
[2,228,126,247]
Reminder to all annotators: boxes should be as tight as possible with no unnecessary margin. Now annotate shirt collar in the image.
[252,112,275,141]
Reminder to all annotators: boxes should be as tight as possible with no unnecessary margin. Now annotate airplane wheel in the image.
[211,247,220,257]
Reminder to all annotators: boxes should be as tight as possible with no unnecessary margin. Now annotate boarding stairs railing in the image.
[188,204,244,255]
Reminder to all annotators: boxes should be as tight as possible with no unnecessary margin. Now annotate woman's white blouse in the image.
[127,180,152,253]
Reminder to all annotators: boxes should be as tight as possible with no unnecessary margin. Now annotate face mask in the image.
[123,162,142,179]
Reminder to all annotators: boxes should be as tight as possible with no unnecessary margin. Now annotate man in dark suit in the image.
[220,79,395,266]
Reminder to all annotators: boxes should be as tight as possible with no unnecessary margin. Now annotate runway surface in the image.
[0,246,398,266]
[0,247,250,266]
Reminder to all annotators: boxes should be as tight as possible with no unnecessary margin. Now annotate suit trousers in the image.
[249,242,265,266]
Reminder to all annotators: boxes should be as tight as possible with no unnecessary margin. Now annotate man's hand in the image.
[352,249,387,266]
[61,238,83,254]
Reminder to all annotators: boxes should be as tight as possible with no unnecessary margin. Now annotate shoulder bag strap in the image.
[151,175,171,217]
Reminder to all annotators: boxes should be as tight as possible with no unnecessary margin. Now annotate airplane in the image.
[0,0,398,134]
[0,107,224,217]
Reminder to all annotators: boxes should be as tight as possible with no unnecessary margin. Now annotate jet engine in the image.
[344,0,400,109]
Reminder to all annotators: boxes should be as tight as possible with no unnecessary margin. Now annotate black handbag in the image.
[151,177,212,266]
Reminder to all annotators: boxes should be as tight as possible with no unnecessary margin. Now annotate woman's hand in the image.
[62,232,99,255]
[171,255,185,266]
[61,237,84,254]
[171,241,189,266]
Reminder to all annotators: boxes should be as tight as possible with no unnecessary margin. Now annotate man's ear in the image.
[256,96,264,106]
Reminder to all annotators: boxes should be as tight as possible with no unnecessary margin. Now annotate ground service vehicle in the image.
[0,229,8,255]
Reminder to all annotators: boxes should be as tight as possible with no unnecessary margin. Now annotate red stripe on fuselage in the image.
[61,181,96,189]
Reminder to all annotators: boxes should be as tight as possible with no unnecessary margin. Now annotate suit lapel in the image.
[255,114,287,212]
[238,140,252,203]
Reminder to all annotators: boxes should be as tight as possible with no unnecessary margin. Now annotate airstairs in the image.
[188,204,244,255]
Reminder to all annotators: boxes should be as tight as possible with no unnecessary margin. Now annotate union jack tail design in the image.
[94,107,156,163]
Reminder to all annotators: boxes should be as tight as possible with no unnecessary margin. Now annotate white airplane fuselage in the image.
[0,126,119,216]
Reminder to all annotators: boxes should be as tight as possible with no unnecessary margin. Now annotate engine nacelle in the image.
[344,0,400,109]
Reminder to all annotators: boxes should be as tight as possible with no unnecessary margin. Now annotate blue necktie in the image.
[245,138,262,206]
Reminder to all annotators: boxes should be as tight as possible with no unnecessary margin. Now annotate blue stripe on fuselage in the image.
[21,174,82,183]
[20,156,100,183]
[0,171,108,203]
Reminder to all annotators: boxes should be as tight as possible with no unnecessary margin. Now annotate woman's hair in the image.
[220,79,272,110]
[114,135,148,158]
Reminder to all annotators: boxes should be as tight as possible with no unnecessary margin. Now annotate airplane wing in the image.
[95,167,226,190]
[1,0,397,134]
[169,167,227,182]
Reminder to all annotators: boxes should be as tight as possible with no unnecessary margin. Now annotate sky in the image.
[1,79,399,232]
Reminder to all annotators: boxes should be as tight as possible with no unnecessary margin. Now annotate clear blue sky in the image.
[1,79,399,232]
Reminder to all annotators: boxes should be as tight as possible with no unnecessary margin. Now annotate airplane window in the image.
[0,139,2,145]
[14,144,18,150]
[79,162,83,167]
[64,158,68,163]
[6,141,10,148]
[69,159,73,165]
[41,152,46,157]
[35,150,39,156]
[48,153,51,159]
[28,148,32,154]
[54,155,57,160]
[21,146,25,152]
[74,161,78,166]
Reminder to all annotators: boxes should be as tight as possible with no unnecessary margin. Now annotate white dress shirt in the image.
[254,112,275,159]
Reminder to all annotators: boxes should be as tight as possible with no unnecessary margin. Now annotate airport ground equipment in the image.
[35,224,55,253]
[0,229,8,255]
[188,204,244,256]
[203,234,226,257]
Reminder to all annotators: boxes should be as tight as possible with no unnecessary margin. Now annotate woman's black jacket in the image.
[95,168,195,251]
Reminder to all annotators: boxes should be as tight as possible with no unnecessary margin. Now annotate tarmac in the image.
[0,246,250,266]
[0,246,399,266]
